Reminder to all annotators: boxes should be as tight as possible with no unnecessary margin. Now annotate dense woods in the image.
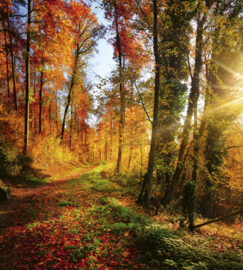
[1,0,243,256]
[1,0,243,269]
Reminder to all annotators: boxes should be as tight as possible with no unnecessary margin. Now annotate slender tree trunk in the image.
[3,21,10,98]
[110,113,113,161]
[193,209,243,231]
[70,104,72,150]
[128,104,133,171]
[138,0,160,210]
[128,144,133,171]
[56,89,58,133]
[162,16,206,205]
[93,132,95,162]
[140,144,143,169]
[39,70,44,135]
[155,175,165,215]
[192,81,209,182]
[49,102,51,135]
[77,115,80,135]
[61,74,75,141]
[34,70,36,95]
[24,0,31,155]
[115,12,125,173]
[105,129,108,162]
[33,70,36,134]
[7,9,17,111]
[192,100,198,182]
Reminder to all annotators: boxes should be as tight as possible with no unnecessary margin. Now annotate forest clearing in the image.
[1,0,243,269]
[1,164,243,269]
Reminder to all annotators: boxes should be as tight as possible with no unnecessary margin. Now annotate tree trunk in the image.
[138,0,160,210]
[56,89,58,133]
[162,16,206,205]
[34,70,37,134]
[70,104,72,150]
[93,132,95,162]
[110,113,113,161]
[49,102,51,135]
[192,101,198,182]
[61,75,75,141]
[140,144,143,170]
[24,0,31,155]
[115,11,125,173]
[3,21,10,98]
[105,130,108,161]
[128,145,133,171]
[192,209,243,231]
[39,69,44,135]
[8,9,17,111]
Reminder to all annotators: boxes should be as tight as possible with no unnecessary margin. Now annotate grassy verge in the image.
[0,164,243,269]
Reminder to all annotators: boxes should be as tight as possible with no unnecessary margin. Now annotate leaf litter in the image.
[1,164,243,269]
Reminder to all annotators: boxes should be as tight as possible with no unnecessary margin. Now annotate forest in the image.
[1,0,243,269]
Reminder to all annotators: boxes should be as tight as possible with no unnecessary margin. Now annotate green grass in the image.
[1,163,243,270]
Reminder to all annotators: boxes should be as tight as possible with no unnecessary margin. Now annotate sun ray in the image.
[212,57,243,80]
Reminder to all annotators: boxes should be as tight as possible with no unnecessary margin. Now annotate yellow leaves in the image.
[124,231,129,237]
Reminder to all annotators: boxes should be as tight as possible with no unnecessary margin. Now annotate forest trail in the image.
[0,164,144,270]
[0,163,100,229]
[0,165,243,269]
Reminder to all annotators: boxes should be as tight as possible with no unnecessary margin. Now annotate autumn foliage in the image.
[1,0,243,247]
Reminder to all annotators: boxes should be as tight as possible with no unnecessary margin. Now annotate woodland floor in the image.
[0,164,243,270]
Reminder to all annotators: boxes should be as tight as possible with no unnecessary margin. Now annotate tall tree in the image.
[61,2,105,141]
[24,0,31,155]
[203,0,243,217]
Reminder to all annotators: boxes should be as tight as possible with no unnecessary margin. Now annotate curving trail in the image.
[0,163,100,228]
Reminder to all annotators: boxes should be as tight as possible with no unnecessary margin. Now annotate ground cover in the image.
[0,164,243,269]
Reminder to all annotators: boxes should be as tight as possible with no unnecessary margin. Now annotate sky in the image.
[88,5,115,83]
[87,4,115,126]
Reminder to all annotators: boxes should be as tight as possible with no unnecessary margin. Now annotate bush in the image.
[136,223,243,269]
[29,135,79,170]
[0,148,11,176]
[180,181,197,231]
[15,154,33,174]
[0,147,33,178]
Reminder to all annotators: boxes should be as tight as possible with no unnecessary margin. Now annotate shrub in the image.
[180,181,197,231]
[15,154,33,174]
[0,147,11,176]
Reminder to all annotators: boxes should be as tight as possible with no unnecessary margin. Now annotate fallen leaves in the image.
[0,167,143,270]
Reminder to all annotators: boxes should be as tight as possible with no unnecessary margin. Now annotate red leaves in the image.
[0,171,142,269]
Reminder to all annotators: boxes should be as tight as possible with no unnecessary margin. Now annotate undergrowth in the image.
[1,164,243,269]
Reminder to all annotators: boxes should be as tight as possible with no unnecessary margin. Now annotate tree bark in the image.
[24,0,31,155]
[49,101,51,135]
[61,74,75,141]
[138,0,160,210]
[110,112,113,161]
[115,8,125,173]
[56,89,58,133]
[105,129,108,161]
[162,15,207,205]
[7,9,17,111]
[3,21,10,98]
[70,103,73,150]
[192,209,243,231]
[39,69,44,135]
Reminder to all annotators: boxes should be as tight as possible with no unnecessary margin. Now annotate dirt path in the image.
[0,163,100,227]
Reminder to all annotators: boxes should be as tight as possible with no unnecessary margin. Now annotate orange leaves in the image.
[104,0,148,65]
